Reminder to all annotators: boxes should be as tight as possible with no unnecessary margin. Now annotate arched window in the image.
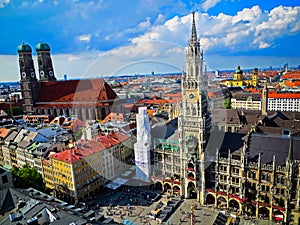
[66,108,70,117]
[101,107,106,120]
[190,66,194,77]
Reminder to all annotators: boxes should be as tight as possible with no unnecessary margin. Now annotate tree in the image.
[7,106,23,116]
[223,98,231,109]
[12,164,46,192]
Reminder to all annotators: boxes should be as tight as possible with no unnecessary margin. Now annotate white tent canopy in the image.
[104,178,128,190]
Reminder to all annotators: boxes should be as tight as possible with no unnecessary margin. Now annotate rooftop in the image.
[50,131,130,163]
[35,78,117,106]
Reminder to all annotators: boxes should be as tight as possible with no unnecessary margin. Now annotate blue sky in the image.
[1,0,300,81]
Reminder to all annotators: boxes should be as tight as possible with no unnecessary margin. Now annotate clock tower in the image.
[178,12,211,204]
[18,42,39,115]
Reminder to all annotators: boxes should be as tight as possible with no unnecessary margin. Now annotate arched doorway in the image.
[187,182,197,199]
[229,199,240,212]
[164,183,171,192]
[155,182,163,191]
[244,204,255,217]
[273,210,284,223]
[258,207,270,220]
[206,193,215,205]
[173,185,180,195]
[217,196,227,209]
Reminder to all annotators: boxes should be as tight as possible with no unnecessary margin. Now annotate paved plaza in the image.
[83,182,282,225]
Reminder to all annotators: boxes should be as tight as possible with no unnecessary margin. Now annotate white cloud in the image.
[129,5,300,56]
[138,17,151,30]
[68,56,82,61]
[202,0,222,12]
[78,34,91,42]
[258,41,270,49]
[0,0,9,8]
[154,14,166,25]
[254,6,300,47]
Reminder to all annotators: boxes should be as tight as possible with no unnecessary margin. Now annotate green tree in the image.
[12,164,46,192]
[223,98,231,109]
[74,127,83,140]
[7,106,24,116]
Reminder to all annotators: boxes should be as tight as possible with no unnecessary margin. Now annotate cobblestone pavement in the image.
[88,186,281,225]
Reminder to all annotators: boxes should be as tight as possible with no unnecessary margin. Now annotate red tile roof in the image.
[100,112,124,124]
[283,80,300,87]
[51,149,85,163]
[268,92,300,99]
[0,128,11,139]
[244,88,262,93]
[282,71,300,80]
[36,78,117,106]
[50,131,130,163]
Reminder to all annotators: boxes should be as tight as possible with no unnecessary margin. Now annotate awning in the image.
[104,178,128,190]
[122,218,138,225]
[275,214,283,221]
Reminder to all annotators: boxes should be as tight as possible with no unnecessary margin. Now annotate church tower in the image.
[252,67,258,86]
[18,42,39,115]
[261,79,268,116]
[234,66,243,80]
[178,12,211,204]
[36,41,56,81]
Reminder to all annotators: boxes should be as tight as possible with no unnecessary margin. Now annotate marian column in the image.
[134,107,152,181]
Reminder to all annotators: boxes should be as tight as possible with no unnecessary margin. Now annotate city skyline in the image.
[1,0,300,81]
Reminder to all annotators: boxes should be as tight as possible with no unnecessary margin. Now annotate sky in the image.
[0,0,300,81]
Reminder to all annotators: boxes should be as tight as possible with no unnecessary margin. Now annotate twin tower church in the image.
[17,41,117,121]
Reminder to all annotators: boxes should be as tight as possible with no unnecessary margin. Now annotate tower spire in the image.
[190,11,197,42]
[288,135,294,161]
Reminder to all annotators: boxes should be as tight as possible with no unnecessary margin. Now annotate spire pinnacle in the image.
[288,135,293,161]
[190,11,197,42]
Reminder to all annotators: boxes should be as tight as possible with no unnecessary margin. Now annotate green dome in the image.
[36,41,50,51]
[17,42,32,52]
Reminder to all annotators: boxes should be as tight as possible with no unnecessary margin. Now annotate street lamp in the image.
[190,204,195,225]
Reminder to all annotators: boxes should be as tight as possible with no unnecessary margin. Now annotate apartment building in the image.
[231,88,300,113]
[268,92,300,112]
[0,128,12,165]
[45,131,134,204]
[231,92,261,110]
[0,128,51,170]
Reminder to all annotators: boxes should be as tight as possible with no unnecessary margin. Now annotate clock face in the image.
[189,93,195,99]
